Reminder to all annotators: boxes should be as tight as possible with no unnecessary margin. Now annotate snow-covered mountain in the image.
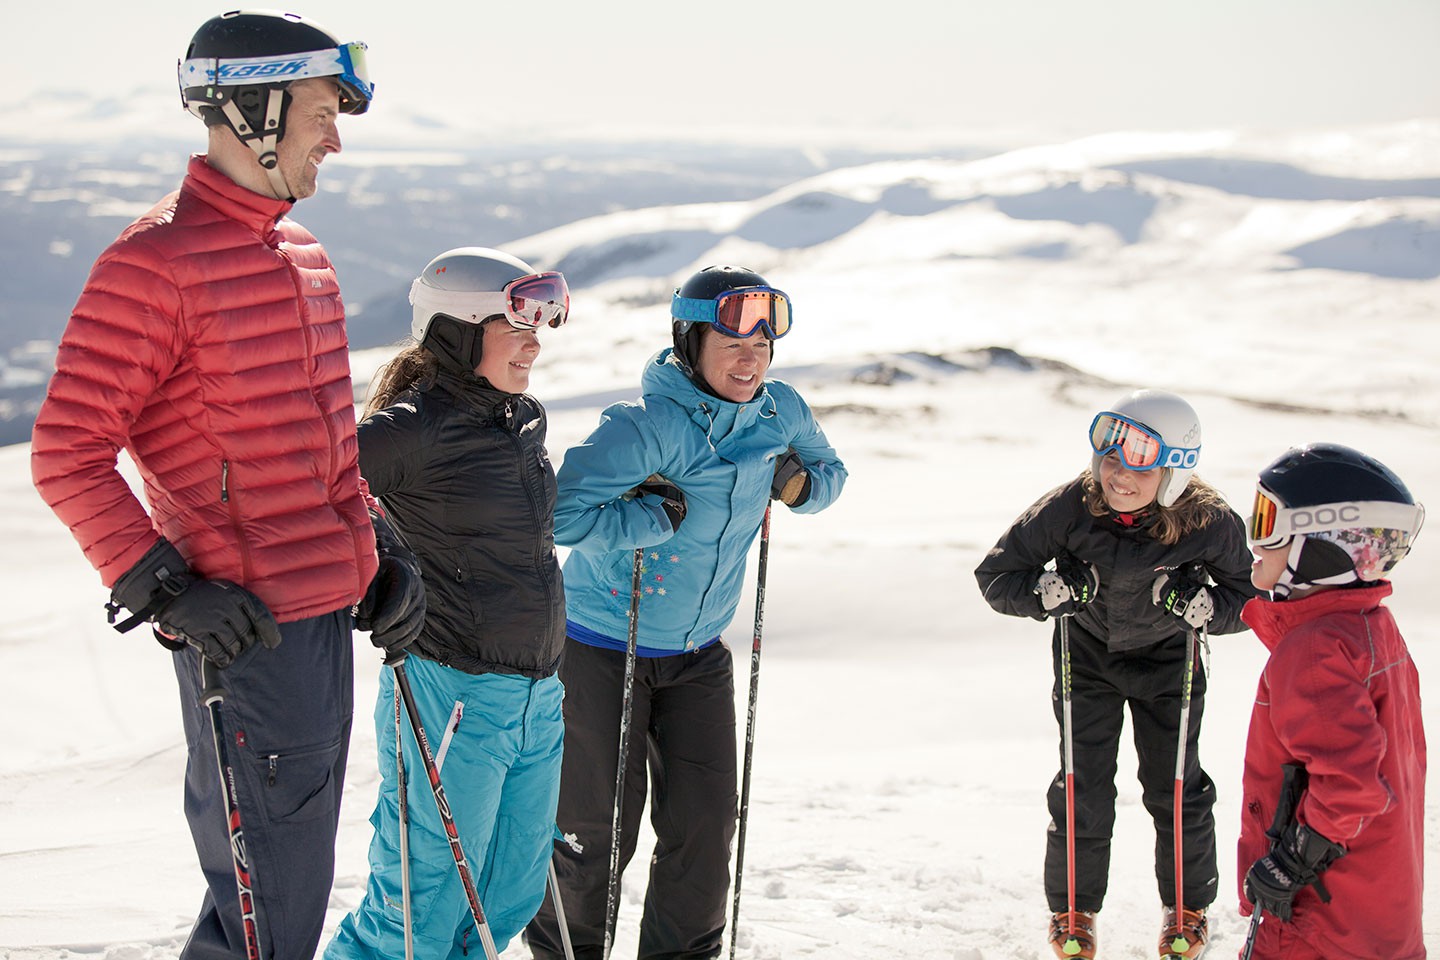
[2,119,1438,958]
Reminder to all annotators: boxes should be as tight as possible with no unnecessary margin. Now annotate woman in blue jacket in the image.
[328,247,570,959]
[525,266,846,960]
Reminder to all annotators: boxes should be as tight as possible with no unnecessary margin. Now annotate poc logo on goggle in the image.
[1288,505,1363,530]
[217,59,311,81]
[1160,448,1200,469]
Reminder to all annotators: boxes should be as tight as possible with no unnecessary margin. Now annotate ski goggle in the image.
[671,286,792,339]
[409,271,570,330]
[1089,412,1199,472]
[180,41,374,115]
[1248,485,1426,548]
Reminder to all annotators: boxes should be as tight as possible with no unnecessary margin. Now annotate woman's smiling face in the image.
[696,326,771,402]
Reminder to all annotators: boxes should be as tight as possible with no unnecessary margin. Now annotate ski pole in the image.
[604,547,645,960]
[199,658,263,960]
[1239,909,1262,960]
[1058,614,1080,955]
[1168,624,1199,955]
[549,858,578,960]
[395,683,414,960]
[388,653,501,960]
[728,502,772,960]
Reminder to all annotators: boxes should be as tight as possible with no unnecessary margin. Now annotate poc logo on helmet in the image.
[1160,448,1200,469]
[1290,505,1362,531]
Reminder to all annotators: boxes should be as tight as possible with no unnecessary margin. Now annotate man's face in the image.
[274,78,342,200]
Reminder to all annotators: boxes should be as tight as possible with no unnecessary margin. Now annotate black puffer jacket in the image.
[358,368,564,677]
[975,476,1259,652]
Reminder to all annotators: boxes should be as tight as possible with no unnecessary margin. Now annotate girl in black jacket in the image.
[974,389,1259,960]
[328,248,570,959]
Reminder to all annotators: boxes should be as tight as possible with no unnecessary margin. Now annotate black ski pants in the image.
[172,608,354,960]
[1044,622,1218,914]
[526,637,739,960]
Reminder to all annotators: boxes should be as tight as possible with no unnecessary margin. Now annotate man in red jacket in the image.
[30,12,425,960]
[1238,443,1426,959]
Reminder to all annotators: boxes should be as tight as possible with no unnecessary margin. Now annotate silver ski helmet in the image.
[1250,442,1424,598]
[410,247,568,375]
[1089,389,1202,508]
[179,11,372,195]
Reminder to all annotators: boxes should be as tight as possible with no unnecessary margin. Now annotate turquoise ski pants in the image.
[326,657,564,959]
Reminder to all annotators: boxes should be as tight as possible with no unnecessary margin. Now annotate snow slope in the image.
[2,122,1437,959]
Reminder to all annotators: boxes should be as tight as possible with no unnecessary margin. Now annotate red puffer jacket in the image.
[1237,583,1426,959]
[31,155,378,623]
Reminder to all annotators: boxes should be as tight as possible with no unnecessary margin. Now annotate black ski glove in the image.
[357,510,426,656]
[108,538,282,668]
[1152,562,1214,629]
[635,476,687,532]
[1244,823,1346,922]
[771,450,812,507]
[1033,554,1100,618]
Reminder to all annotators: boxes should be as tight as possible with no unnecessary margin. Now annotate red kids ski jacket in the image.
[1238,583,1426,959]
[31,156,378,622]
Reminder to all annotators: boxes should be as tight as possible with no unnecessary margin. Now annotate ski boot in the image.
[1047,910,1097,959]
[1159,905,1208,958]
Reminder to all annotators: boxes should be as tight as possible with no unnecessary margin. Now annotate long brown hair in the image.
[362,342,440,419]
[1082,469,1231,546]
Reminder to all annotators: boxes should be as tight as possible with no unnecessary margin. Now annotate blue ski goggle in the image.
[672,286,792,339]
[1089,412,1199,471]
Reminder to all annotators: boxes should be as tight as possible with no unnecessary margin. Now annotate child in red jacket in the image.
[1239,442,1426,959]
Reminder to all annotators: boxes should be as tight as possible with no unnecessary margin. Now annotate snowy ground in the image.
[2,122,1438,958]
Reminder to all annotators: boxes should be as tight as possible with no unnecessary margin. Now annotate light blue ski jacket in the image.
[556,349,846,652]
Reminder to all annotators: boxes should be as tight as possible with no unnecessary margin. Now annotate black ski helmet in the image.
[1254,442,1424,597]
[670,265,773,374]
[179,11,372,195]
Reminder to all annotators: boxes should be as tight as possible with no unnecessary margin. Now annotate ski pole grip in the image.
[199,656,225,708]
[384,648,409,668]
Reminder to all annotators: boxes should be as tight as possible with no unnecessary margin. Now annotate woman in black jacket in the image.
[974,389,1259,960]
[327,248,570,959]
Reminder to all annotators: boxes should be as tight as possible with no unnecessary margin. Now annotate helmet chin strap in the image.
[219,88,295,202]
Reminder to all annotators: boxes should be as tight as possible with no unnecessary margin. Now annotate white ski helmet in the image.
[409,247,567,374]
[1089,389,1202,508]
[1250,442,1425,598]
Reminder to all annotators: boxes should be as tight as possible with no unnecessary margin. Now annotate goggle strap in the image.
[1254,497,1425,543]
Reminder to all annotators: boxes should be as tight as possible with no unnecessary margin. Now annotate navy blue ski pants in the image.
[172,608,354,960]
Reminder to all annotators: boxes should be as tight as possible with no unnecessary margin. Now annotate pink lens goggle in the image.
[411,271,570,330]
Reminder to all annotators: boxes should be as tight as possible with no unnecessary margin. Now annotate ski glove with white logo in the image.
[1152,563,1215,629]
[634,475,688,532]
[1244,823,1345,922]
[771,450,812,507]
[357,509,426,657]
[1034,554,1100,618]
[107,537,282,668]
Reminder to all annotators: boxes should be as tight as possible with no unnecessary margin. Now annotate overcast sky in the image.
[8,0,1439,146]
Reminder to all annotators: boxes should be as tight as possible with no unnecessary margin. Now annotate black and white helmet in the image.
[1249,442,1425,598]
[179,11,372,195]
